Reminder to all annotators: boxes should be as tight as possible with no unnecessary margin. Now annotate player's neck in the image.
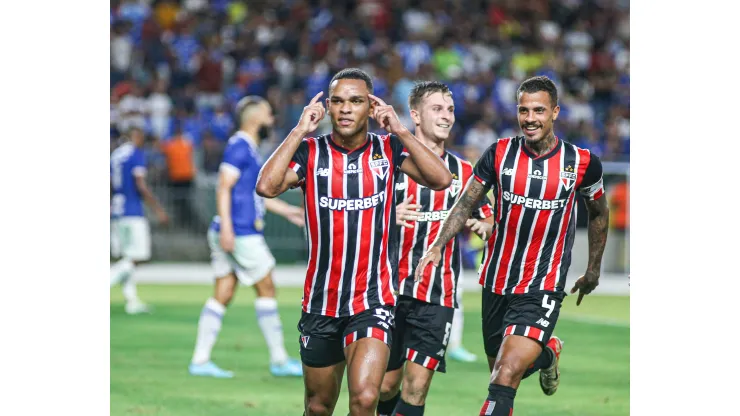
[524,134,557,157]
[416,132,445,157]
[240,127,260,146]
[331,129,368,151]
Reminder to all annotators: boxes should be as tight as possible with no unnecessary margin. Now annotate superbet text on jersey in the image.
[289,133,409,317]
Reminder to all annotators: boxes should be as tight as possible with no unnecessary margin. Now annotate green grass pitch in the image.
[111,285,629,415]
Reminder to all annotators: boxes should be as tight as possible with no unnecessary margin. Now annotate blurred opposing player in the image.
[188,96,305,379]
[377,81,494,416]
[416,76,610,415]
[110,127,169,314]
[256,68,452,416]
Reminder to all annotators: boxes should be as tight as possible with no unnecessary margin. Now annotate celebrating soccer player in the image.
[377,81,494,416]
[415,76,609,416]
[256,68,452,416]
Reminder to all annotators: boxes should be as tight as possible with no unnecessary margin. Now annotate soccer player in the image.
[110,127,169,314]
[376,81,494,416]
[256,68,452,416]
[188,96,305,378]
[416,76,610,416]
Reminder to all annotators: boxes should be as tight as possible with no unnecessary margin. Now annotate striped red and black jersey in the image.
[289,133,409,317]
[473,136,605,295]
[395,151,493,308]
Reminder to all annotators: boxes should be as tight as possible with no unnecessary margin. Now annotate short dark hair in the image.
[408,80,452,110]
[517,76,559,107]
[329,68,373,93]
[235,95,266,122]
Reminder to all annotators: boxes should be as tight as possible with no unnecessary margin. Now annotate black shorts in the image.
[297,305,394,368]
[481,290,564,358]
[387,295,455,373]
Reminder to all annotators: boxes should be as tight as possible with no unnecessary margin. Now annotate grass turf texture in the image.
[111,285,629,415]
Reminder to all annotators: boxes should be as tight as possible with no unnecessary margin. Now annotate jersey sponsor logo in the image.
[369,154,390,180]
[317,167,330,177]
[502,167,514,176]
[561,165,576,190]
[528,169,547,180]
[417,210,450,222]
[319,191,387,211]
[396,182,407,191]
[536,318,550,328]
[345,162,363,175]
[503,191,566,210]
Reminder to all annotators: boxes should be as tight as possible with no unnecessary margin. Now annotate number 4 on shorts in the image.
[541,295,555,318]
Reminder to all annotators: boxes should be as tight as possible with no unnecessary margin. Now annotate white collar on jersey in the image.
[235,131,259,150]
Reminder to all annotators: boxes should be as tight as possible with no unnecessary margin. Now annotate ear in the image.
[410,109,421,126]
[552,105,560,121]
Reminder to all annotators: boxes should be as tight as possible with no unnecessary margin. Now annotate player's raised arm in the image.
[414,176,488,281]
[570,155,610,305]
[368,93,452,191]
[256,92,325,198]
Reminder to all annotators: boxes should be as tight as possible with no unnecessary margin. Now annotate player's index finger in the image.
[368,93,386,106]
[576,292,585,306]
[309,91,324,105]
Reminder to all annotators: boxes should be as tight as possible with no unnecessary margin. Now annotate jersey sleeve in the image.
[289,139,310,183]
[578,153,605,201]
[389,134,410,168]
[473,194,495,220]
[220,142,249,179]
[472,141,499,193]
[132,150,147,178]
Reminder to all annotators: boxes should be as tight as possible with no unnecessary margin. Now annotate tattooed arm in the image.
[414,178,488,281]
[569,154,610,305]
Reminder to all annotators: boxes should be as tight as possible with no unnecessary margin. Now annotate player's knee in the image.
[491,356,527,387]
[350,387,380,412]
[254,274,276,298]
[214,283,236,305]
[305,399,332,416]
[379,375,401,400]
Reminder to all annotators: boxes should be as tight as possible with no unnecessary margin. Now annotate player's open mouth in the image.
[437,124,450,129]
[523,125,540,135]
[339,118,353,126]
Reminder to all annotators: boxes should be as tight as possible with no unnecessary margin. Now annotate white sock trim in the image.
[205,297,227,315]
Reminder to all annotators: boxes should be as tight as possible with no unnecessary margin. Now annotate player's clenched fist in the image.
[414,246,442,282]
[369,94,407,134]
[296,91,326,134]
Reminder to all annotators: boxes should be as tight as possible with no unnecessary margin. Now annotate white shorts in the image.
[207,229,276,286]
[111,217,151,261]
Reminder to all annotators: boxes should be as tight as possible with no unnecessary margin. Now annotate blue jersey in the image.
[210,132,266,236]
[110,143,146,218]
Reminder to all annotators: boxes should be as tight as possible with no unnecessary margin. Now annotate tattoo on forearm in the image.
[432,180,486,249]
[585,197,609,275]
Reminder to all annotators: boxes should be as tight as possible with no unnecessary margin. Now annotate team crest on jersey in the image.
[254,219,265,231]
[369,154,390,180]
[449,173,462,196]
[560,165,577,190]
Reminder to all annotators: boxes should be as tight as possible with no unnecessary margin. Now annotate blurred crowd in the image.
[111,0,630,182]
